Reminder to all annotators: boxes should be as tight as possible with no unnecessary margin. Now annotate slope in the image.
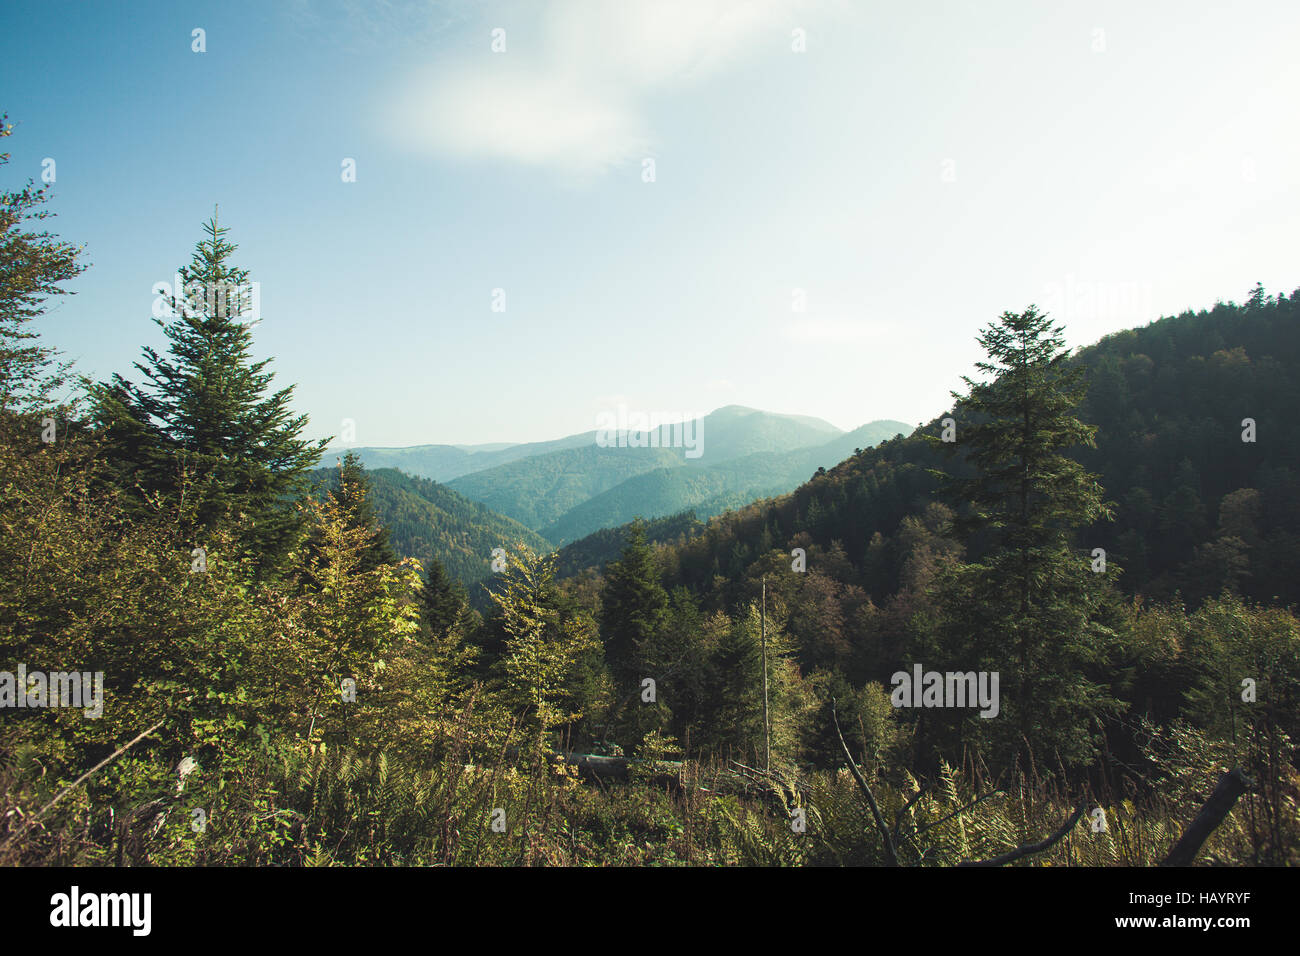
[445,406,847,531]
[646,285,1300,612]
[310,466,552,588]
[542,419,912,545]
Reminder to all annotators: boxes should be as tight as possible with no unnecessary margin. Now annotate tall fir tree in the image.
[599,519,668,687]
[933,306,1122,767]
[91,211,325,576]
[421,554,468,640]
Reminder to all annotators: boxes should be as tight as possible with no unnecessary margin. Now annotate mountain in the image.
[542,419,912,545]
[443,406,852,531]
[324,432,596,483]
[446,444,685,530]
[310,466,551,588]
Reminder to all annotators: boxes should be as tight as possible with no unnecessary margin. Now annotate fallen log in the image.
[1161,769,1251,867]
[560,753,629,781]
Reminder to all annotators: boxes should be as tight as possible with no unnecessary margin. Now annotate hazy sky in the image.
[3,0,1298,446]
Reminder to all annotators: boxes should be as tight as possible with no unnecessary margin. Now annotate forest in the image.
[1,113,1296,868]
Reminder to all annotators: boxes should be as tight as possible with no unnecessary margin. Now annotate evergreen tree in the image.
[701,603,806,767]
[0,114,86,415]
[90,211,325,575]
[934,306,1122,767]
[599,519,668,686]
[291,470,422,749]
[421,553,468,640]
[311,452,397,574]
[490,546,599,734]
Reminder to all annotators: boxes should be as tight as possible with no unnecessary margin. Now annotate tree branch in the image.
[0,713,170,858]
[830,697,899,866]
[959,802,1085,867]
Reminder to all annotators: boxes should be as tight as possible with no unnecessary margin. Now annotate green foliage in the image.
[89,212,325,577]
[1,179,1295,867]
[600,519,668,685]
[305,451,398,574]
[0,115,86,415]
[329,465,551,593]
[489,546,601,734]
[421,555,469,639]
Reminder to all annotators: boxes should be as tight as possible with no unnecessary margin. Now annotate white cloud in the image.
[383,0,801,175]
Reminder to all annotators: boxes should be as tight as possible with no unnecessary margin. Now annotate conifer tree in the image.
[490,545,599,734]
[310,451,397,574]
[421,554,468,640]
[935,306,1122,766]
[292,465,422,748]
[0,114,86,416]
[600,519,668,686]
[701,603,805,766]
[91,211,325,575]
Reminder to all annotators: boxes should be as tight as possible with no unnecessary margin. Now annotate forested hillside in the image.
[310,464,551,587]
[556,509,706,578]
[443,406,854,532]
[536,290,1300,866]
[652,286,1300,615]
[542,418,911,544]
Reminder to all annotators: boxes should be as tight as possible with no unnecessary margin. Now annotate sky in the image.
[2,0,1298,447]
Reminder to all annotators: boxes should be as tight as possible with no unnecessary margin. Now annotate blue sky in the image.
[3,0,1298,446]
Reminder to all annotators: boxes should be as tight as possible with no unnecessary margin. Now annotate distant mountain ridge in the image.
[542,419,912,544]
[326,405,845,483]
[442,406,866,531]
[330,407,909,584]
[321,432,595,483]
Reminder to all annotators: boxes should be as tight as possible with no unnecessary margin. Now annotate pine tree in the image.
[600,519,667,687]
[0,114,86,416]
[91,211,325,575]
[934,306,1122,767]
[421,554,468,640]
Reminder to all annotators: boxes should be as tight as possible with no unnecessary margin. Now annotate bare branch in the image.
[831,696,899,866]
[959,802,1085,867]
[0,713,169,858]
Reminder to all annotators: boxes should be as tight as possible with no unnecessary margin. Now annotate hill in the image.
[542,419,911,544]
[444,406,852,531]
[642,284,1300,614]
[309,465,551,588]
[321,432,594,483]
